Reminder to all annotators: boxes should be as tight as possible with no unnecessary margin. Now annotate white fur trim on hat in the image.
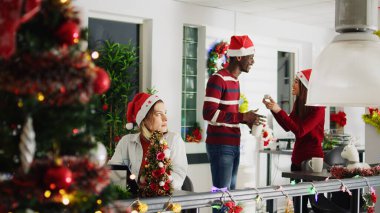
[125,123,134,130]
[227,46,255,57]
[136,95,161,126]
[296,72,309,89]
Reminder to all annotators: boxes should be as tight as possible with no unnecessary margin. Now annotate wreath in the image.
[362,108,380,133]
[207,41,229,76]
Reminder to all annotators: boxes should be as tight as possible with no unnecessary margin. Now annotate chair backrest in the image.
[324,146,347,166]
[181,176,194,192]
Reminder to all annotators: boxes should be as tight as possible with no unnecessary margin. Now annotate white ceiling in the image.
[174,0,379,29]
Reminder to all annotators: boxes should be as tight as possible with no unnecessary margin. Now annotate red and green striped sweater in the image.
[203,69,244,146]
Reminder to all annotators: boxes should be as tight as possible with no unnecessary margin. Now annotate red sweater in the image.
[272,107,325,165]
[203,69,244,146]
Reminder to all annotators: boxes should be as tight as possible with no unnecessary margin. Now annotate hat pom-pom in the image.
[125,123,134,130]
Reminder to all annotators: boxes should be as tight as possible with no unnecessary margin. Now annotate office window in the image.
[181,26,198,140]
[277,51,295,114]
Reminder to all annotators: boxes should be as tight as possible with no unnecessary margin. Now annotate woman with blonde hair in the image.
[108,92,188,190]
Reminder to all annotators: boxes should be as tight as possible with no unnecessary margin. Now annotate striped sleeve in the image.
[203,75,243,124]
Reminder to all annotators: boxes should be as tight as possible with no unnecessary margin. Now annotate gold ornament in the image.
[166,203,182,213]
[284,197,294,213]
[132,201,148,213]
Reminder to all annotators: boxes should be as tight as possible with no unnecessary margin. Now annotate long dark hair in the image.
[293,81,312,119]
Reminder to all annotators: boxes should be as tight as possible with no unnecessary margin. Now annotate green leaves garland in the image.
[207,41,229,76]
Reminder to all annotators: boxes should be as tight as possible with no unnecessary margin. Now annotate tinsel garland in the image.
[330,165,380,179]
[0,49,97,105]
[0,157,111,211]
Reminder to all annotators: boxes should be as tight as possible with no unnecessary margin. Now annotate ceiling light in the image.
[306,0,380,107]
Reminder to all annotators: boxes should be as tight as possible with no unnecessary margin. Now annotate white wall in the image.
[75,0,338,211]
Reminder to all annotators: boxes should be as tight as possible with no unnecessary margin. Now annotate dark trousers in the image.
[291,164,310,213]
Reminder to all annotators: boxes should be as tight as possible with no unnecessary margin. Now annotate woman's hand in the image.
[262,96,281,113]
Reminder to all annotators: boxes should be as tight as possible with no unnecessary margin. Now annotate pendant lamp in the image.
[306,0,380,107]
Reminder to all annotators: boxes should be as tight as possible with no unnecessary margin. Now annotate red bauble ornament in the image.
[93,67,111,94]
[44,166,73,189]
[56,20,80,45]
[102,104,109,111]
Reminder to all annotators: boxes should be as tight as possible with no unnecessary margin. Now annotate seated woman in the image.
[108,92,188,190]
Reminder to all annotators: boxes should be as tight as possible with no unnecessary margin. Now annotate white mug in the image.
[308,157,323,173]
[251,124,263,137]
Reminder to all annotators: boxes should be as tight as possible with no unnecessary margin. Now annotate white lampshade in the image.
[306,32,380,107]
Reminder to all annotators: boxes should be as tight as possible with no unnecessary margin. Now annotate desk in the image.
[259,147,364,212]
[282,170,360,213]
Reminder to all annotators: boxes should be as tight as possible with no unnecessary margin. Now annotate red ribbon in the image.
[0,0,41,59]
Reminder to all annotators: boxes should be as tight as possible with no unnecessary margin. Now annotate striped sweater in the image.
[203,69,244,146]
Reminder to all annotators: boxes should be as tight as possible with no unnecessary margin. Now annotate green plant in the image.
[94,40,138,155]
[322,133,339,150]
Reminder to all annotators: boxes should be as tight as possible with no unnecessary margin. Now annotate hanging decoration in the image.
[275,185,294,213]
[253,187,264,212]
[362,107,380,133]
[139,131,173,197]
[19,116,36,173]
[207,41,229,76]
[238,93,249,113]
[130,200,149,213]
[362,177,377,213]
[159,197,182,213]
[211,190,243,213]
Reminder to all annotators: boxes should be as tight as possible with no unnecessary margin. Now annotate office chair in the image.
[181,176,198,213]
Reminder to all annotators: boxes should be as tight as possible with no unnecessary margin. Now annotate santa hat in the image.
[296,69,312,89]
[227,35,255,57]
[125,93,161,130]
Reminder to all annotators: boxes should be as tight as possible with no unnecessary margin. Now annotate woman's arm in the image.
[168,133,188,190]
[263,96,290,131]
[108,135,129,165]
[274,107,325,138]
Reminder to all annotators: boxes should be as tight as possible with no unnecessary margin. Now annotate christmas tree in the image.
[139,131,173,197]
[0,0,126,211]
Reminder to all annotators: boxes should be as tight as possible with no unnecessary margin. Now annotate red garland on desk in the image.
[139,131,173,197]
[330,111,347,127]
[330,165,380,179]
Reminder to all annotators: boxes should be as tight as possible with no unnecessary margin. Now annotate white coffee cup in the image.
[251,124,263,137]
[308,157,323,173]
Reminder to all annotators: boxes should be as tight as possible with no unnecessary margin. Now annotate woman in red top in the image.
[263,69,325,213]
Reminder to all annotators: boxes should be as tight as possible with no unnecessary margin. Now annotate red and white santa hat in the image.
[296,69,312,89]
[227,35,255,57]
[125,92,161,130]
